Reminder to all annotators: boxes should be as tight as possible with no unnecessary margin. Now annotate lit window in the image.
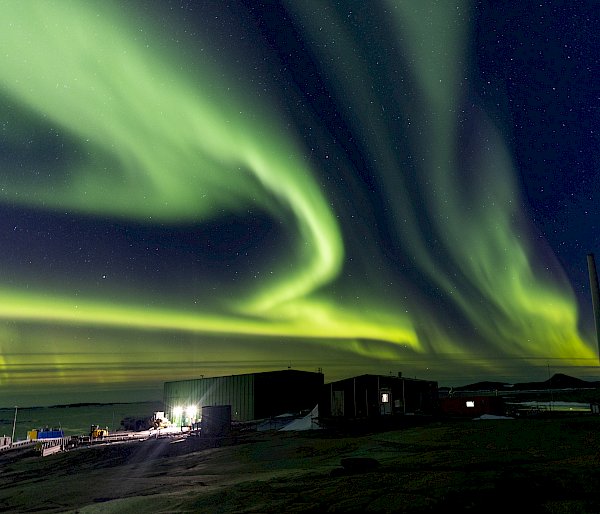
[381,393,389,403]
[466,401,475,408]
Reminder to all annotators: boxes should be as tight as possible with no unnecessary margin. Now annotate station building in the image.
[319,373,439,418]
[163,369,324,425]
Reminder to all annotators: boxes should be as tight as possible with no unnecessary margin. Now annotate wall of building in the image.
[163,370,324,423]
[254,370,324,419]
[163,373,255,423]
[438,396,506,417]
[320,374,439,418]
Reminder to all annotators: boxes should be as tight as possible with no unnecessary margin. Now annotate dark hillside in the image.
[455,373,600,392]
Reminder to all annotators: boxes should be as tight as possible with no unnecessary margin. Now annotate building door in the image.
[380,389,392,415]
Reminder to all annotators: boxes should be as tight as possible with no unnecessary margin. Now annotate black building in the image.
[320,374,438,418]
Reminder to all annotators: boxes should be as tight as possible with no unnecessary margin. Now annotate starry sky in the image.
[1,1,599,407]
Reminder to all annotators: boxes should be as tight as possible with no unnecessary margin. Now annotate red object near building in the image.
[438,396,506,417]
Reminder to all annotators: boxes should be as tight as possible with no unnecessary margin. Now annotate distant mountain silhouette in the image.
[454,373,600,391]
[452,381,511,391]
[513,373,600,390]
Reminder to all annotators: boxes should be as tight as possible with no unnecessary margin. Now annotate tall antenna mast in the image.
[586,253,600,363]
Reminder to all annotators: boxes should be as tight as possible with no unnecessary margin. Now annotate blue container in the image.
[37,429,64,439]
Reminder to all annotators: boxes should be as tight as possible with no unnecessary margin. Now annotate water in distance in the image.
[0,401,163,441]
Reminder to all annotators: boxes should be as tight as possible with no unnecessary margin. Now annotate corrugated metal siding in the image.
[163,374,255,422]
[163,370,325,422]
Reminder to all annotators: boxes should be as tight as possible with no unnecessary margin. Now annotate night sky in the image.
[1,1,599,407]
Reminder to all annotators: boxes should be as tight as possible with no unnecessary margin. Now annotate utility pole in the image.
[586,253,600,363]
[547,363,553,412]
[11,406,18,445]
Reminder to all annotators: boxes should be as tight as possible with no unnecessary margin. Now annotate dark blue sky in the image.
[1,1,599,406]
[475,0,599,310]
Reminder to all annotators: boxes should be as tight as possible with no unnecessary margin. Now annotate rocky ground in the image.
[1,414,599,513]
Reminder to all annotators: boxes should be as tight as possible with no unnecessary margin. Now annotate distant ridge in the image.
[513,373,600,391]
[454,373,600,392]
[453,381,510,391]
[47,400,162,409]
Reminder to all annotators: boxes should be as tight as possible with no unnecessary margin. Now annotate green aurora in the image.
[0,1,596,405]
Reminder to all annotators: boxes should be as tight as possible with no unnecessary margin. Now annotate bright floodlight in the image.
[186,405,197,418]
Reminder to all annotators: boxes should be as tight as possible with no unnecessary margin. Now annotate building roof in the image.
[164,368,323,385]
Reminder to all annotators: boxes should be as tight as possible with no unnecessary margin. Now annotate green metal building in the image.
[163,369,324,424]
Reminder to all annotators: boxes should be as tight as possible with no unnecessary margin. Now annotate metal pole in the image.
[11,406,18,444]
[547,363,553,412]
[353,378,356,417]
[587,253,600,362]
